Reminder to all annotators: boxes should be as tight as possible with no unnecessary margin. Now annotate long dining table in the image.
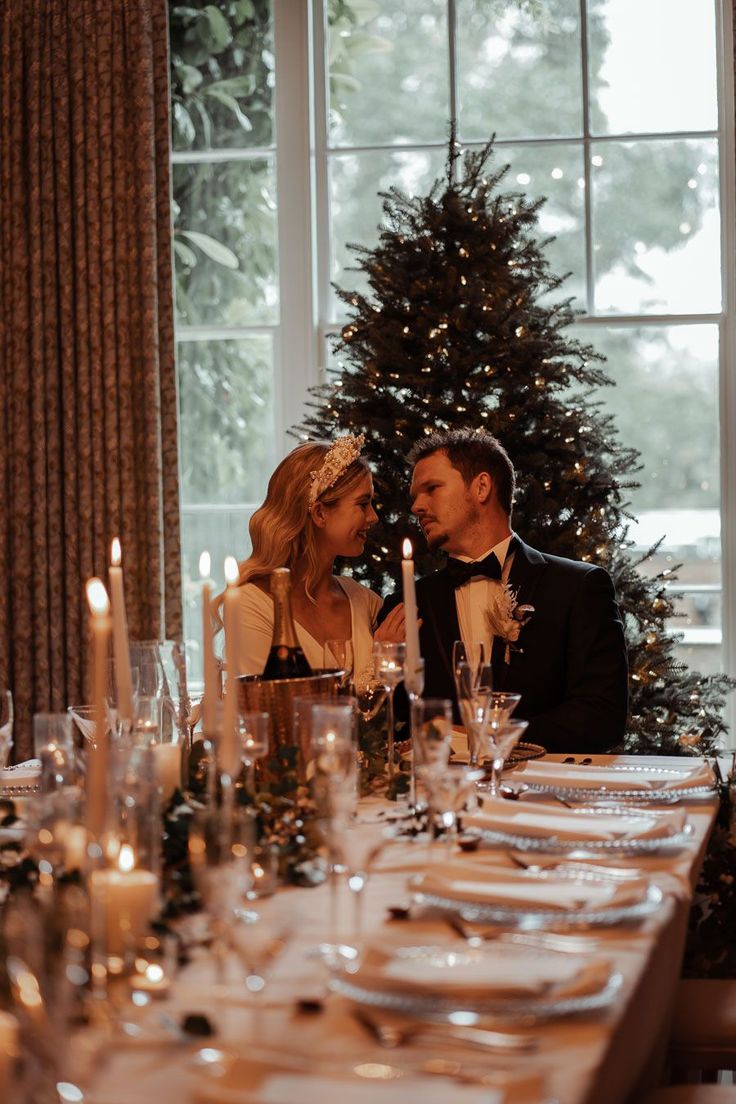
[86,753,719,1104]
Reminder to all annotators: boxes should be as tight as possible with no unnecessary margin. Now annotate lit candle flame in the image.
[86,578,110,616]
[224,556,239,586]
[402,538,413,559]
[199,550,211,578]
[118,843,135,873]
[111,537,122,567]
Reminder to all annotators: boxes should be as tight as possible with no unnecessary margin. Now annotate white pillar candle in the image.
[153,742,181,802]
[109,538,135,723]
[199,551,219,737]
[86,578,112,840]
[220,556,241,778]
[0,1010,19,1101]
[62,823,89,871]
[401,539,422,695]
[89,844,159,955]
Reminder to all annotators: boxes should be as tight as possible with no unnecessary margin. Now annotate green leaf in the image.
[173,239,198,268]
[233,0,256,23]
[343,32,393,59]
[179,231,239,269]
[172,102,196,147]
[175,63,203,95]
[196,5,233,53]
[202,87,253,132]
[330,71,362,95]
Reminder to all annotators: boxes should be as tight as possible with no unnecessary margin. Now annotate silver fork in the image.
[352,1008,538,1053]
[445,915,600,954]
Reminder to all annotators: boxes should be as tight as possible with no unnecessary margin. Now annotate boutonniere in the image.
[487,583,535,663]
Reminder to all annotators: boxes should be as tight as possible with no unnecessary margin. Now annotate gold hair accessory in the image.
[308,434,365,506]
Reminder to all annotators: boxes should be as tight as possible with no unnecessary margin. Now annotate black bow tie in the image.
[446,551,503,588]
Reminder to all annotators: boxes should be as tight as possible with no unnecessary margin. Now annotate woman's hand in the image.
[374,603,417,644]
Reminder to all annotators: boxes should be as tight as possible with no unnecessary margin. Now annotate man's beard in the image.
[426,528,450,551]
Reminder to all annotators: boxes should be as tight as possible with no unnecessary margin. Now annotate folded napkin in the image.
[411,860,647,912]
[0,759,40,787]
[351,936,611,1002]
[465,796,686,842]
[517,759,715,793]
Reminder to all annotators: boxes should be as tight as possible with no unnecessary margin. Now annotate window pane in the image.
[170,0,274,152]
[456,0,582,141]
[580,324,721,661]
[173,159,279,327]
[591,139,720,314]
[587,0,717,136]
[329,148,446,320]
[181,505,255,689]
[497,143,586,308]
[178,336,278,507]
[327,0,449,147]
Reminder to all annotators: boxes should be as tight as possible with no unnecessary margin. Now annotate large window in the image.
[170,0,734,696]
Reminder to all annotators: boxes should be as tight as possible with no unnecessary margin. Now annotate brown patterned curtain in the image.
[0,0,181,758]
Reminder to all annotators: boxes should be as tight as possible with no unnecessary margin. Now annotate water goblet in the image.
[236,709,270,799]
[0,689,13,769]
[373,641,406,782]
[33,713,76,792]
[422,763,484,854]
[482,718,529,797]
[230,891,295,1042]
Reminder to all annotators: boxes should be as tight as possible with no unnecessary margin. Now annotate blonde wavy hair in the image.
[224,442,371,611]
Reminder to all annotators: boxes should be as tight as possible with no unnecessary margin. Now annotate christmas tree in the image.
[296,137,733,756]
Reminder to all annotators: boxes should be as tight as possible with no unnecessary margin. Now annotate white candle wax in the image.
[62,824,89,871]
[86,578,112,840]
[153,742,181,802]
[109,539,135,722]
[0,1010,18,1101]
[401,539,422,695]
[199,552,219,737]
[220,556,241,778]
[90,847,159,955]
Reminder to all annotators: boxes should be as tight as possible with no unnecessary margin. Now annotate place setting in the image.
[502,758,719,805]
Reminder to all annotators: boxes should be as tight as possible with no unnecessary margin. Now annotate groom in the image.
[382,428,628,753]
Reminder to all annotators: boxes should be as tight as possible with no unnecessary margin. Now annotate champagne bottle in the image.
[261,568,313,680]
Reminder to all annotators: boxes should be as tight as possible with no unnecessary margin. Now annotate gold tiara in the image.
[308,434,365,507]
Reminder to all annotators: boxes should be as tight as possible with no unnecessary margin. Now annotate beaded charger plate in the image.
[507,741,546,766]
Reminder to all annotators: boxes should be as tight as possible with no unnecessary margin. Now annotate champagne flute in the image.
[452,640,487,692]
[372,641,406,783]
[412,698,453,817]
[455,663,492,767]
[323,639,353,689]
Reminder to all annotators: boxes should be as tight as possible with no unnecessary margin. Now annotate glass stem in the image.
[348,874,366,942]
[386,688,395,782]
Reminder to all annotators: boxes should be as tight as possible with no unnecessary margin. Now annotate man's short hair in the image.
[408,428,516,516]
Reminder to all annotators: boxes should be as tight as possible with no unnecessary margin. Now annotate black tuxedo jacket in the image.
[380,538,628,754]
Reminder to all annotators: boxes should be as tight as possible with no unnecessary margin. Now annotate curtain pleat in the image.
[0,0,181,758]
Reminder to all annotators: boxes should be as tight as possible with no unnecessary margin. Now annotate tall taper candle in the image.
[199,551,219,737]
[401,539,422,696]
[221,556,241,777]
[109,538,134,723]
[86,578,112,839]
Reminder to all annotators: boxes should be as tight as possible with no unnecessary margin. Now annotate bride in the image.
[229,434,405,678]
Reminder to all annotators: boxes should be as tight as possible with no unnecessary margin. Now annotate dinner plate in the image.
[469,822,694,855]
[330,957,622,1022]
[410,879,664,928]
[512,782,716,805]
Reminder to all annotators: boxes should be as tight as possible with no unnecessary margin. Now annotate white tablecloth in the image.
[86,754,718,1104]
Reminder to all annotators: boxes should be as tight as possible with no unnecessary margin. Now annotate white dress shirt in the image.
[454,533,515,667]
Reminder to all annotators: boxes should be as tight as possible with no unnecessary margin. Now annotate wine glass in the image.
[483,718,529,796]
[323,639,353,689]
[333,819,391,946]
[455,663,492,767]
[0,689,13,769]
[422,763,484,854]
[106,661,140,739]
[372,641,406,782]
[411,698,453,815]
[33,713,76,792]
[67,704,97,748]
[230,892,295,1042]
[351,670,388,722]
[236,710,270,800]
